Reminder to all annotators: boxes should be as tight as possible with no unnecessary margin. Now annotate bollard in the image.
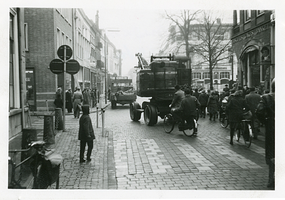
[55,108,63,130]
[43,115,55,145]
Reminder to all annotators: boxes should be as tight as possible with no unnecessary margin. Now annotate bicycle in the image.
[8,141,62,189]
[235,119,253,148]
[220,98,229,128]
[163,112,197,137]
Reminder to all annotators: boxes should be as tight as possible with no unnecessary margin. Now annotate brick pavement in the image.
[29,107,271,191]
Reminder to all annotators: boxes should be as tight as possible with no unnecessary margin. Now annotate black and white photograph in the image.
[2,0,284,199]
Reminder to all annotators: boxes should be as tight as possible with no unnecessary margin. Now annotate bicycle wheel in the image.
[241,121,252,148]
[163,114,175,133]
[182,119,196,137]
[182,127,195,137]
[220,114,229,128]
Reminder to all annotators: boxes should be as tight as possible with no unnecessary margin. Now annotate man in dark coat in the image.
[78,105,95,163]
[256,79,275,189]
[226,90,249,145]
[65,89,73,113]
[198,90,208,118]
[245,87,261,139]
[177,88,200,135]
[170,85,185,109]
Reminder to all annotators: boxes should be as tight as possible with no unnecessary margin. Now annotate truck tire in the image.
[130,102,141,121]
[144,105,158,126]
[111,100,116,109]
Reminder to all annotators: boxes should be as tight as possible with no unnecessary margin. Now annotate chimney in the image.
[96,10,99,28]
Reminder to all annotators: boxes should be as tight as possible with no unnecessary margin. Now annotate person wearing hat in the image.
[78,105,95,163]
[177,88,200,135]
[223,84,229,93]
[72,87,83,118]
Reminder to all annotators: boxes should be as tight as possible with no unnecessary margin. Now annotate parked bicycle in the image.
[163,111,197,137]
[8,141,62,189]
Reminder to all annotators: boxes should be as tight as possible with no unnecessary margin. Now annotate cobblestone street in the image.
[26,100,273,195]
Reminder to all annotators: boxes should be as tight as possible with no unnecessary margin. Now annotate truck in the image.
[110,76,137,109]
[129,53,191,126]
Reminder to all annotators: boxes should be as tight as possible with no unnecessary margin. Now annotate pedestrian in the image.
[82,87,91,106]
[78,105,95,163]
[256,78,275,189]
[177,88,200,135]
[193,88,199,99]
[73,87,83,118]
[207,91,219,121]
[169,85,185,121]
[198,90,208,118]
[245,87,261,139]
[65,88,73,113]
[223,84,230,93]
[54,93,63,110]
[226,90,250,145]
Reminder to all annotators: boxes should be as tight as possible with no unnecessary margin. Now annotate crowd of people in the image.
[53,86,99,118]
[170,80,275,189]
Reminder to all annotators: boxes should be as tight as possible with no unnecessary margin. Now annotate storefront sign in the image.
[232,23,271,44]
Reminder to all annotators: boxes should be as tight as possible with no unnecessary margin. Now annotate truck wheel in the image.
[144,105,158,126]
[130,102,141,121]
[111,100,116,109]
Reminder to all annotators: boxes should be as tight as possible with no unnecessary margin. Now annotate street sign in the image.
[57,45,72,60]
[66,59,80,75]
[49,59,63,74]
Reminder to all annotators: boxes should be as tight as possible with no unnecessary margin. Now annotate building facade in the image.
[24,8,121,111]
[231,10,275,92]
[160,20,236,92]
[9,8,29,149]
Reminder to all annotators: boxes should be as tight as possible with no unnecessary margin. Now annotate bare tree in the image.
[192,12,232,90]
[164,10,201,59]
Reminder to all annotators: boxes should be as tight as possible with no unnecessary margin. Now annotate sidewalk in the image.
[28,110,116,189]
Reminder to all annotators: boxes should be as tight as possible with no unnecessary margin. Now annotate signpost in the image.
[49,45,80,131]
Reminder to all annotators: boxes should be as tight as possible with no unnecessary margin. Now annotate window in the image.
[237,10,240,24]
[24,23,28,51]
[244,10,251,22]
[220,72,230,79]
[56,28,60,49]
[61,32,64,46]
[257,10,264,15]
[203,72,210,79]
[192,72,201,79]
[213,72,219,79]
[9,12,20,110]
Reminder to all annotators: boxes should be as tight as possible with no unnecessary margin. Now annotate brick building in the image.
[231,10,275,92]
[24,8,73,111]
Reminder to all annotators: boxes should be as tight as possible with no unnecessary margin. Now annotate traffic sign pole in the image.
[63,46,66,131]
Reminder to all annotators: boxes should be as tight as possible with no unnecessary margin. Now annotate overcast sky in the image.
[83,8,233,76]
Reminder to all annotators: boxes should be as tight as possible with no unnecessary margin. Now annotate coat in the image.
[226,95,249,123]
[171,89,185,108]
[178,94,200,117]
[78,114,95,141]
[256,93,275,164]
[73,91,83,111]
[245,92,261,114]
[207,95,219,114]
[198,93,209,106]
